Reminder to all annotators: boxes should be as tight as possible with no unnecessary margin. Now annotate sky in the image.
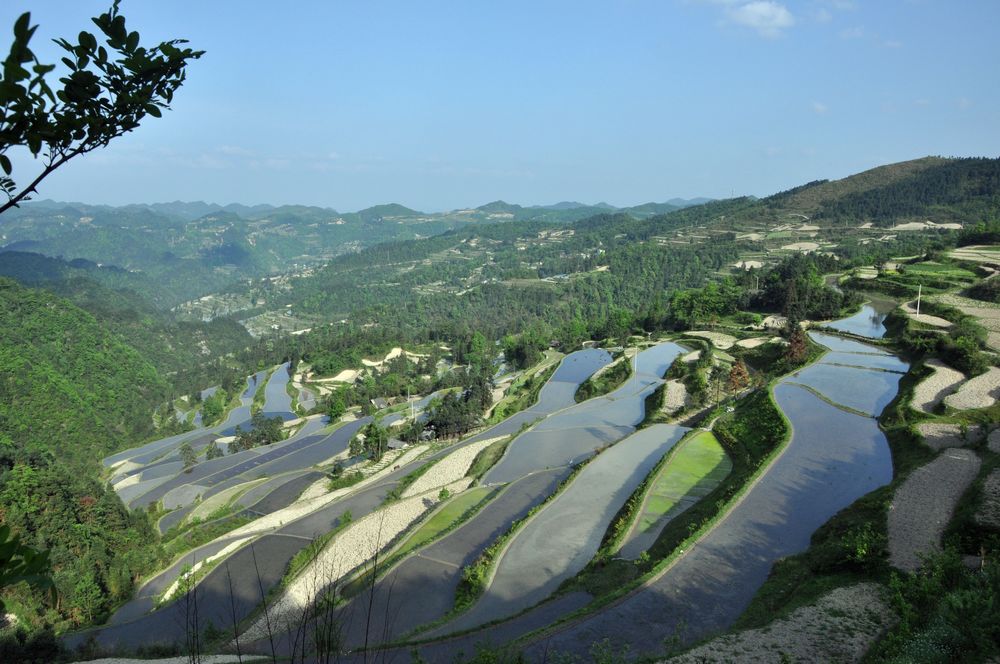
[2,0,999,211]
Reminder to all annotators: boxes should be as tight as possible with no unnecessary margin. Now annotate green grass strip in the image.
[783,381,874,418]
[489,361,560,424]
[575,354,632,403]
[251,367,275,415]
[625,431,732,550]
[394,486,496,560]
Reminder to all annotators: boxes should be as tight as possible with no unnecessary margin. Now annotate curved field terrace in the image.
[439,423,688,633]
[619,429,732,560]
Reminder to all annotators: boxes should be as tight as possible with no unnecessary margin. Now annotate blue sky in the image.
[2,1,998,211]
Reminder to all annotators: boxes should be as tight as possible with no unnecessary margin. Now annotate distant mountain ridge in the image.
[23,196,713,221]
[12,155,992,319]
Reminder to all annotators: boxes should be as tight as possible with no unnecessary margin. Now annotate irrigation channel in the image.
[64,349,615,651]
[334,310,906,663]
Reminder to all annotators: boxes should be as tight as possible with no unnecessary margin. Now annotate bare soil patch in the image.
[888,449,981,572]
[943,367,1000,410]
[667,583,894,664]
[781,241,820,252]
[662,379,689,414]
[917,422,983,451]
[901,301,952,328]
[684,331,737,350]
[911,360,965,414]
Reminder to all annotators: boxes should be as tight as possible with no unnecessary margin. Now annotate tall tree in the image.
[785,325,808,365]
[179,441,196,470]
[728,359,750,393]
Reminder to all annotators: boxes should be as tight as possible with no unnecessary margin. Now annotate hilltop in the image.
[229,156,999,336]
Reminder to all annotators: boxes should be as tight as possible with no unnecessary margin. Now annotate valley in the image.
[1,157,999,664]
[1,2,999,660]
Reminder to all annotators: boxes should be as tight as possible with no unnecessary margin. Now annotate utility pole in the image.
[916,284,922,315]
[633,343,638,391]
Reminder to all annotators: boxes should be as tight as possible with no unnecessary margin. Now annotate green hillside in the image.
[0,279,167,464]
[224,157,1000,360]
[0,279,168,630]
[0,252,253,383]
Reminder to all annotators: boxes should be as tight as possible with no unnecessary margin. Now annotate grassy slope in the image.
[778,157,948,212]
[632,431,732,536]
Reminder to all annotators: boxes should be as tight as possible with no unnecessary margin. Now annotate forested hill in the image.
[0,279,168,631]
[0,278,167,465]
[0,197,709,309]
[228,156,999,352]
[0,251,253,382]
[763,156,1000,225]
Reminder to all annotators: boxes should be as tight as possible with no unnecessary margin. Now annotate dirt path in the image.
[888,448,981,572]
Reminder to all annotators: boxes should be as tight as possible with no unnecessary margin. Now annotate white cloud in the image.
[884,39,903,48]
[958,97,974,110]
[726,1,795,37]
[217,145,255,158]
[812,101,829,114]
[839,26,865,39]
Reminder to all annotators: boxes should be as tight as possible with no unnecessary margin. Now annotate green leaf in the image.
[13,12,30,39]
[126,30,140,52]
[0,155,11,176]
[78,30,97,51]
[144,103,161,118]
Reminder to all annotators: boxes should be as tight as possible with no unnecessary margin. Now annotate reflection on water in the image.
[450,423,688,631]
[788,362,904,416]
[825,303,892,339]
[817,350,909,373]
[485,342,684,485]
[810,331,891,355]
[535,349,614,411]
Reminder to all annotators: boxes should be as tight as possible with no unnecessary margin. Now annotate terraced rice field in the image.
[931,292,1000,352]
[520,366,898,661]
[75,350,612,653]
[439,423,688,633]
[824,302,892,338]
[949,244,1000,266]
[393,486,496,558]
[619,430,732,559]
